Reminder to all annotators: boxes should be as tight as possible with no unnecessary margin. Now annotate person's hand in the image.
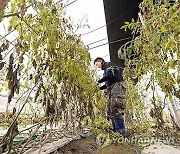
[104,88,109,95]
[104,88,108,93]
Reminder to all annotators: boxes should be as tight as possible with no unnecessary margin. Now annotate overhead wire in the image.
[89,36,133,62]
[87,37,107,46]
[102,54,109,58]
[83,2,139,61]
[81,3,139,36]
[0,0,78,41]
[1,0,138,63]
[63,0,78,8]
[88,36,132,50]
[0,0,80,79]
[18,0,78,35]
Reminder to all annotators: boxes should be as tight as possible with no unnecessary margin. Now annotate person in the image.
[94,57,126,137]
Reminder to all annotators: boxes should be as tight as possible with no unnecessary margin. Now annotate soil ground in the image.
[57,136,98,154]
[56,136,137,154]
[56,136,180,154]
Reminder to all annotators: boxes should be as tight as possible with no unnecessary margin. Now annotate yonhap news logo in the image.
[97,134,180,145]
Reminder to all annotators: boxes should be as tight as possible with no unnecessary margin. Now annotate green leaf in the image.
[161,26,167,32]
[35,55,41,62]
[120,25,127,29]
[2,80,8,90]
[166,39,174,50]
[0,87,3,92]
[24,81,29,88]
[168,59,177,69]
[152,36,160,45]
[131,18,135,23]
[9,16,19,28]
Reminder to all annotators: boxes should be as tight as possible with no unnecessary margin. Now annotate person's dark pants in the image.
[106,82,126,136]
[111,116,126,136]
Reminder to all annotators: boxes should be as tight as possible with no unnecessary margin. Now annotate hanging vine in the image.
[119,0,180,135]
[0,0,107,153]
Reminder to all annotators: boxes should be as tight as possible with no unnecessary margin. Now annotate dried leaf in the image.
[32,59,37,69]
[20,3,27,16]
[0,52,2,60]
[0,62,5,70]
[1,42,9,51]
[9,53,14,67]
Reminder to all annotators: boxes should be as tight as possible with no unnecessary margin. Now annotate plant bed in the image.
[57,136,98,154]
[56,136,138,154]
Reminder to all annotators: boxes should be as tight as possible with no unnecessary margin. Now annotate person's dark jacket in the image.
[98,62,123,90]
